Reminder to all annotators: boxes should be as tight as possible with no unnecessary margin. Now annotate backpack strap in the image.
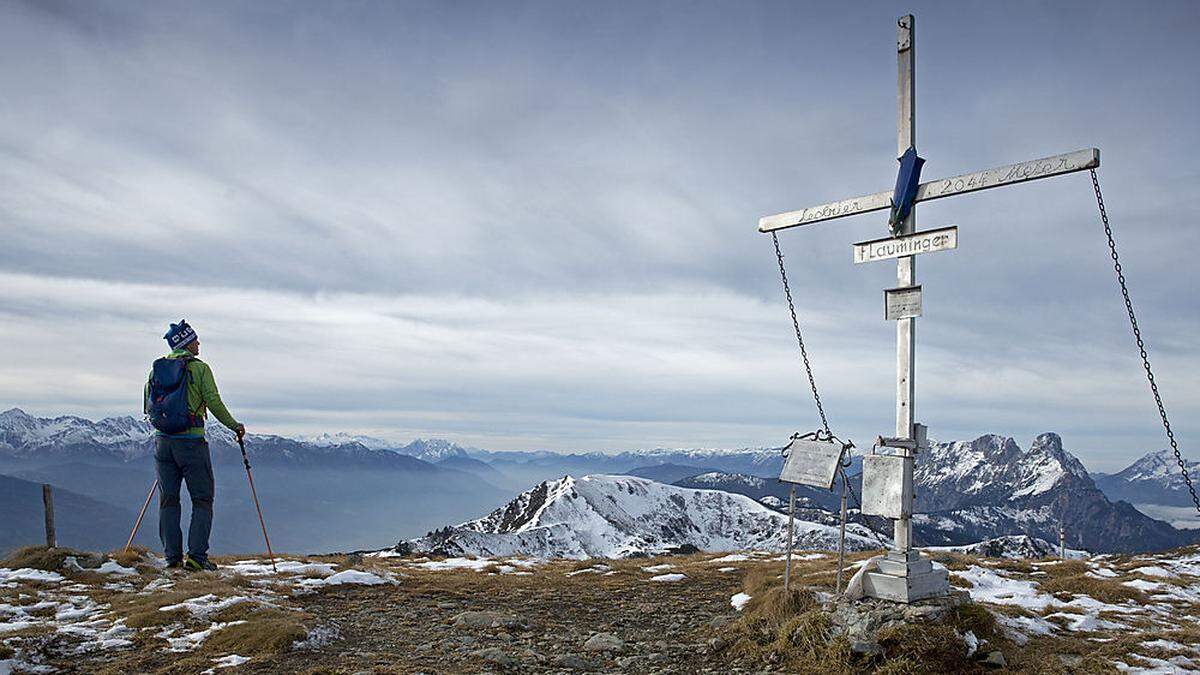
[179,355,204,429]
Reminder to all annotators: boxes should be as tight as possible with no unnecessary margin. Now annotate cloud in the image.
[0,271,1194,471]
[0,2,1197,470]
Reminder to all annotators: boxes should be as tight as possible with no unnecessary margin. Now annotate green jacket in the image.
[145,348,240,438]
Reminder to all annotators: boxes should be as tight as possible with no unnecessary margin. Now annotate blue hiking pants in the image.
[155,436,215,563]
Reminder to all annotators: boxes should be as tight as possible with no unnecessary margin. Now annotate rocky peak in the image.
[0,407,36,430]
[1029,432,1088,478]
[916,433,1094,510]
[1115,449,1194,482]
[402,438,470,461]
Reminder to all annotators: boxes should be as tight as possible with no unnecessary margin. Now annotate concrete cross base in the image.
[862,551,949,604]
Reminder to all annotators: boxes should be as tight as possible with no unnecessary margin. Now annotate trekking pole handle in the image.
[238,437,251,470]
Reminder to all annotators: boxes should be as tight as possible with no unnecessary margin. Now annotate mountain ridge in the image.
[402,474,882,559]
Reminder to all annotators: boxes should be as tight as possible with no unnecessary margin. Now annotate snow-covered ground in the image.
[2,544,1198,673]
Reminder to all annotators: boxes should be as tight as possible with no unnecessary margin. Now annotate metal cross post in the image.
[759,14,1098,603]
[893,13,917,560]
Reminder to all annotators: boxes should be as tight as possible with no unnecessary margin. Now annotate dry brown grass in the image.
[1037,559,1090,579]
[0,586,44,606]
[0,545,84,571]
[106,546,152,568]
[990,558,1035,575]
[724,590,856,675]
[106,576,248,629]
[203,607,310,655]
[713,555,1032,674]
[874,623,981,674]
[1040,573,1145,605]
[924,550,975,572]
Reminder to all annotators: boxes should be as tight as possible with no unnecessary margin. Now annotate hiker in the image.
[144,320,244,572]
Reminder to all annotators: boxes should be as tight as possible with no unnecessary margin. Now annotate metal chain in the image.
[770,231,891,549]
[771,232,831,434]
[1091,169,1200,516]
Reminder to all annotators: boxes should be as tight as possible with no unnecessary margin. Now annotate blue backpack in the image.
[145,357,201,434]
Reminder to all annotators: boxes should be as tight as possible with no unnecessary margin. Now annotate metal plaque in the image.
[854,227,957,264]
[779,438,846,489]
[885,285,922,320]
[860,454,913,519]
[758,147,1099,232]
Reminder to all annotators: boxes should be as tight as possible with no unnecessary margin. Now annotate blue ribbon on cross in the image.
[889,146,925,236]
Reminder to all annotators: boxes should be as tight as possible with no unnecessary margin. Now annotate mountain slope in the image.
[0,474,141,556]
[622,463,719,484]
[403,474,881,558]
[913,433,1198,553]
[1093,449,1200,508]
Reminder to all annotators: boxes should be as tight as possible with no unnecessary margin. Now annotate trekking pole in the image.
[238,437,277,573]
[125,479,159,553]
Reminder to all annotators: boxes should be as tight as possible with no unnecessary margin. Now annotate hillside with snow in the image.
[1094,449,1200,511]
[3,538,1199,673]
[912,433,1197,553]
[402,474,882,558]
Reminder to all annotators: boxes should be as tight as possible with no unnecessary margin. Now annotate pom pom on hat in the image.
[164,320,198,349]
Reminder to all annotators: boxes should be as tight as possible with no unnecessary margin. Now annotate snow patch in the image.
[730,592,751,611]
[649,573,686,582]
[299,570,393,587]
[95,561,138,576]
[160,594,252,617]
[408,557,494,572]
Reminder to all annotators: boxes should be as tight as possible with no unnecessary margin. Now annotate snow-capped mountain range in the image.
[0,408,151,461]
[909,433,1195,553]
[401,474,882,559]
[0,409,472,469]
[915,433,1091,510]
[1092,449,1200,509]
[4,407,1198,555]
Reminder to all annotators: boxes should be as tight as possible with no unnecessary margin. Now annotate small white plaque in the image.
[779,439,845,490]
[885,285,922,320]
[853,226,958,264]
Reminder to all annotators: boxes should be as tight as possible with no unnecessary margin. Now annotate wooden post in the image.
[42,484,56,549]
[836,470,848,594]
[783,485,796,593]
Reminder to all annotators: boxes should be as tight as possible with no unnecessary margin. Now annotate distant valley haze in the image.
[1,408,1195,557]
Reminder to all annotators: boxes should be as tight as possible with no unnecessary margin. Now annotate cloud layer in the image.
[1,1,1197,470]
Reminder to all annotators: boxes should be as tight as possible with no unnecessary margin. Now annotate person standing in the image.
[144,320,244,571]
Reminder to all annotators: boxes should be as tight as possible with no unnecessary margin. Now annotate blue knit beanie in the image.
[164,320,198,350]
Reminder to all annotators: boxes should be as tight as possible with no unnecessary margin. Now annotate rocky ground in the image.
[1,545,1199,673]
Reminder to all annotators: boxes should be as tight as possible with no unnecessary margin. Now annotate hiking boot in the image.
[183,557,218,572]
[165,559,183,569]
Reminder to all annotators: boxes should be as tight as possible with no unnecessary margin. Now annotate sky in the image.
[0,0,1197,471]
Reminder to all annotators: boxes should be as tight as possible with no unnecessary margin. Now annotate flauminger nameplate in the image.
[779,438,846,490]
[860,454,913,519]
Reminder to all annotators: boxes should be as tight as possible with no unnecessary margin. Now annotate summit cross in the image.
[761,14,1098,603]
